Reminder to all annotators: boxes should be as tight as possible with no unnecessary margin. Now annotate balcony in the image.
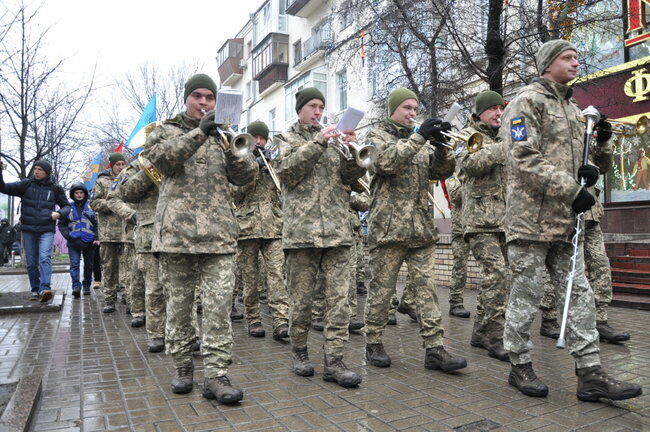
[294,26,332,71]
[217,39,244,86]
[286,0,322,17]
[252,33,289,95]
[257,64,289,96]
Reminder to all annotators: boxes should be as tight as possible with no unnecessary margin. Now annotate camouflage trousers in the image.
[285,247,351,357]
[539,279,558,321]
[159,253,234,378]
[504,240,600,369]
[391,263,418,314]
[100,242,121,302]
[450,233,469,306]
[136,252,165,340]
[365,244,444,348]
[122,243,145,318]
[468,232,508,342]
[238,238,289,328]
[354,233,366,285]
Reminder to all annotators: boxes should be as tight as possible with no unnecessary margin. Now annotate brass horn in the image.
[130,121,163,187]
[217,126,256,157]
[441,130,484,153]
[609,116,649,136]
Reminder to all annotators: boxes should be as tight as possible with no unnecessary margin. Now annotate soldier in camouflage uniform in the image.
[502,40,641,401]
[147,74,257,404]
[364,88,467,373]
[107,168,146,328]
[91,153,126,313]
[447,177,471,318]
[232,121,290,341]
[456,91,509,362]
[275,87,365,388]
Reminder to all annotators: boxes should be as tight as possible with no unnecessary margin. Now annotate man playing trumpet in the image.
[364,88,467,373]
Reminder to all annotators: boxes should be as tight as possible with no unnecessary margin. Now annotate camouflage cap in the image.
[536,39,577,75]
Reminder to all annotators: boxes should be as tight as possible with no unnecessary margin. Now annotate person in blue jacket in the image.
[0,160,69,302]
[58,183,98,298]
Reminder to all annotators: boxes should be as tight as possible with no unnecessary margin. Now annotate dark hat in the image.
[33,160,52,177]
[247,121,269,140]
[535,39,577,75]
[109,152,125,167]
[387,88,419,115]
[69,182,89,200]
[184,73,217,102]
[474,90,505,116]
[295,87,325,114]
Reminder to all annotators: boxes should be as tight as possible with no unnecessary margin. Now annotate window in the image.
[340,1,353,30]
[252,34,289,78]
[293,40,302,66]
[336,70,347,111]
[246,41,252,58]
[284,68,328,125]
[269,108,276,134]
[245,81,252,101]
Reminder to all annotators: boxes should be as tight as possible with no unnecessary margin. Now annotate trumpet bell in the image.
[466,134,484,153]
[231,133,256,157]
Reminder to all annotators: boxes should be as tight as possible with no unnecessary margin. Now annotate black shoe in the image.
[193,339,201,352]
[259,291,267,301]
[148,338,165,353]
[509,363,548,397]
[348,319,365,331]
[484,338,509,362]
[82,287,90,296]
[356,282,367,295]
[120,294,127,305]
[273,323,289,341]
[131,317,145,328]
[103,301,115,313]
[365,343,391,367]
[596,321,630,343]
[171,365,194,394]
[387,313,397,325]
[30,292,39,301]
[230,304,243,321]
[203,376,243,404]
[576,365,642,401]
[196,302,203,314]
[397,302,417,321]
[540,319,560,339]
[311,318,324,331]
[424,346,467,373]
[292,348,314,377]
[449,304,470,318]
[248,322,265,338]
[72,288,81,299]
[470,321,484,348]
[323,355,361,388]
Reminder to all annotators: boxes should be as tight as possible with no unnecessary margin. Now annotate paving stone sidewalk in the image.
[0,272,648,432]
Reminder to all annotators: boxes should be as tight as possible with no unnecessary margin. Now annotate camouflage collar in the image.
[289,122,322,140]
[534,78,573,100]
[164,112,200,131]
[469,118,498,138]
[381,118,413,139]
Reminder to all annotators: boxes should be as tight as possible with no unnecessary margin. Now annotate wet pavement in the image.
[0,272,648,432]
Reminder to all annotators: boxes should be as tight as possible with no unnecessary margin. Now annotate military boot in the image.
[508,362,548,397]
[449,304,470,318]
[397,301,417,322]
[259,290,267,301]
[248,322,265,338]
[576,365,642,401]
[171,365,194,394]
[147,338,165,353]
[483,337,509,362]
[103,301,115,313]
[387,313,397,325]
[356,282,367,295]
[131,316,145,328]
[230,304,243,321]
[365,343,391,367]
[596,321,631,343]
[202,376,244,404]
[323,355,362,387]
[311,318,324,331]
[539,319,560,339]
[292,348,314,377]
[348,318,365,331]
[470,321,484,348]
[196,302,203,314]
[424,346,467,373]
[82,286,91,296]
[272,323,289,341]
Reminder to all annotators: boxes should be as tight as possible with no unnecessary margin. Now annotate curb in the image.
[0,292,65,315]
[0,375,42,432]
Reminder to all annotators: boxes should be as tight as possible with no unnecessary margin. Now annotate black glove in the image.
[595,116,612,143]
[130,213,137,225]
[578,164,599,187]
[572,188,596,214]
[198,110,217,136]
[418,119,452,145]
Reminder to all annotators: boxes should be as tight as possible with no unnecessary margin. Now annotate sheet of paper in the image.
[336,107,365,132]
[215,89,243,125]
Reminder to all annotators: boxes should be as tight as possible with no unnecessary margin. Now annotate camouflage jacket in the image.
[90,170,123,243]
[349,191,370,234]
[113,152,159,253]
[366,119,455,249]
[106,168,136,244]
[457,119,506,235]
[232,152,282,241]
[447,178,464,236]
[147,112,258,254]
[584,139,613,223]
[274,122,366,249]
[501,78,611,243]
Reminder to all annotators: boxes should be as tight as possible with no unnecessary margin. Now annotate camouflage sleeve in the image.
[504,96,581,203]
[120,169,154,203]
[225,151,258,186]
[107,178,136,221]
[460,141,505,178]
[274,133,326,189]
[428,145,455,180]
[90,177,111,213]
[231,180,254,205]
[371,130,424,176]
[591,139,613,174]
[350,192,370,212]
[339,154,366,185]
[147,126,207,176]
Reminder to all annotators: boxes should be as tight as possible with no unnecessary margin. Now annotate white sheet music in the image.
[336,107,365,132]
[215,89,243,125]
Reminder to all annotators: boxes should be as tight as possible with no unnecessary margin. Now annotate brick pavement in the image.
[0,272,648,431]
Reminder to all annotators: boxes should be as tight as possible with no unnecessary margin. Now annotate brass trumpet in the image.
[441,130,484,153]
[216,126,256,157]
[609,116,649,136]
[317,121,378,168]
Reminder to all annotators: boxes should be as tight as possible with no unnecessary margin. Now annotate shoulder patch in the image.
[510,117,527,141]
[110,179,119,190]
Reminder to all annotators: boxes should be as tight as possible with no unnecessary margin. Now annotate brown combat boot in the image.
[576,366,642,401]
[323,355,362,387]
[424,346,467,372]
[202,376,244,404]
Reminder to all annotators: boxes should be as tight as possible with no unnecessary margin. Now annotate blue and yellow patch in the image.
[510,117,527,141]
[110,179,119,190]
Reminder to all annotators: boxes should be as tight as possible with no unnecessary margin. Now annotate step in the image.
[628,249,650,257]
[612,282,650,295]
[609,257,650,271]
[611,292,650,311]
[610,268,650,284]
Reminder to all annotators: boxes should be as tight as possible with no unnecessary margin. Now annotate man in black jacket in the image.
[0,160,69,302]
[0,219,15,265]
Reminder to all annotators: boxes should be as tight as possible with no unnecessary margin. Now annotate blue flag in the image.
[126,93,157,153]
[83,152,103,191]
